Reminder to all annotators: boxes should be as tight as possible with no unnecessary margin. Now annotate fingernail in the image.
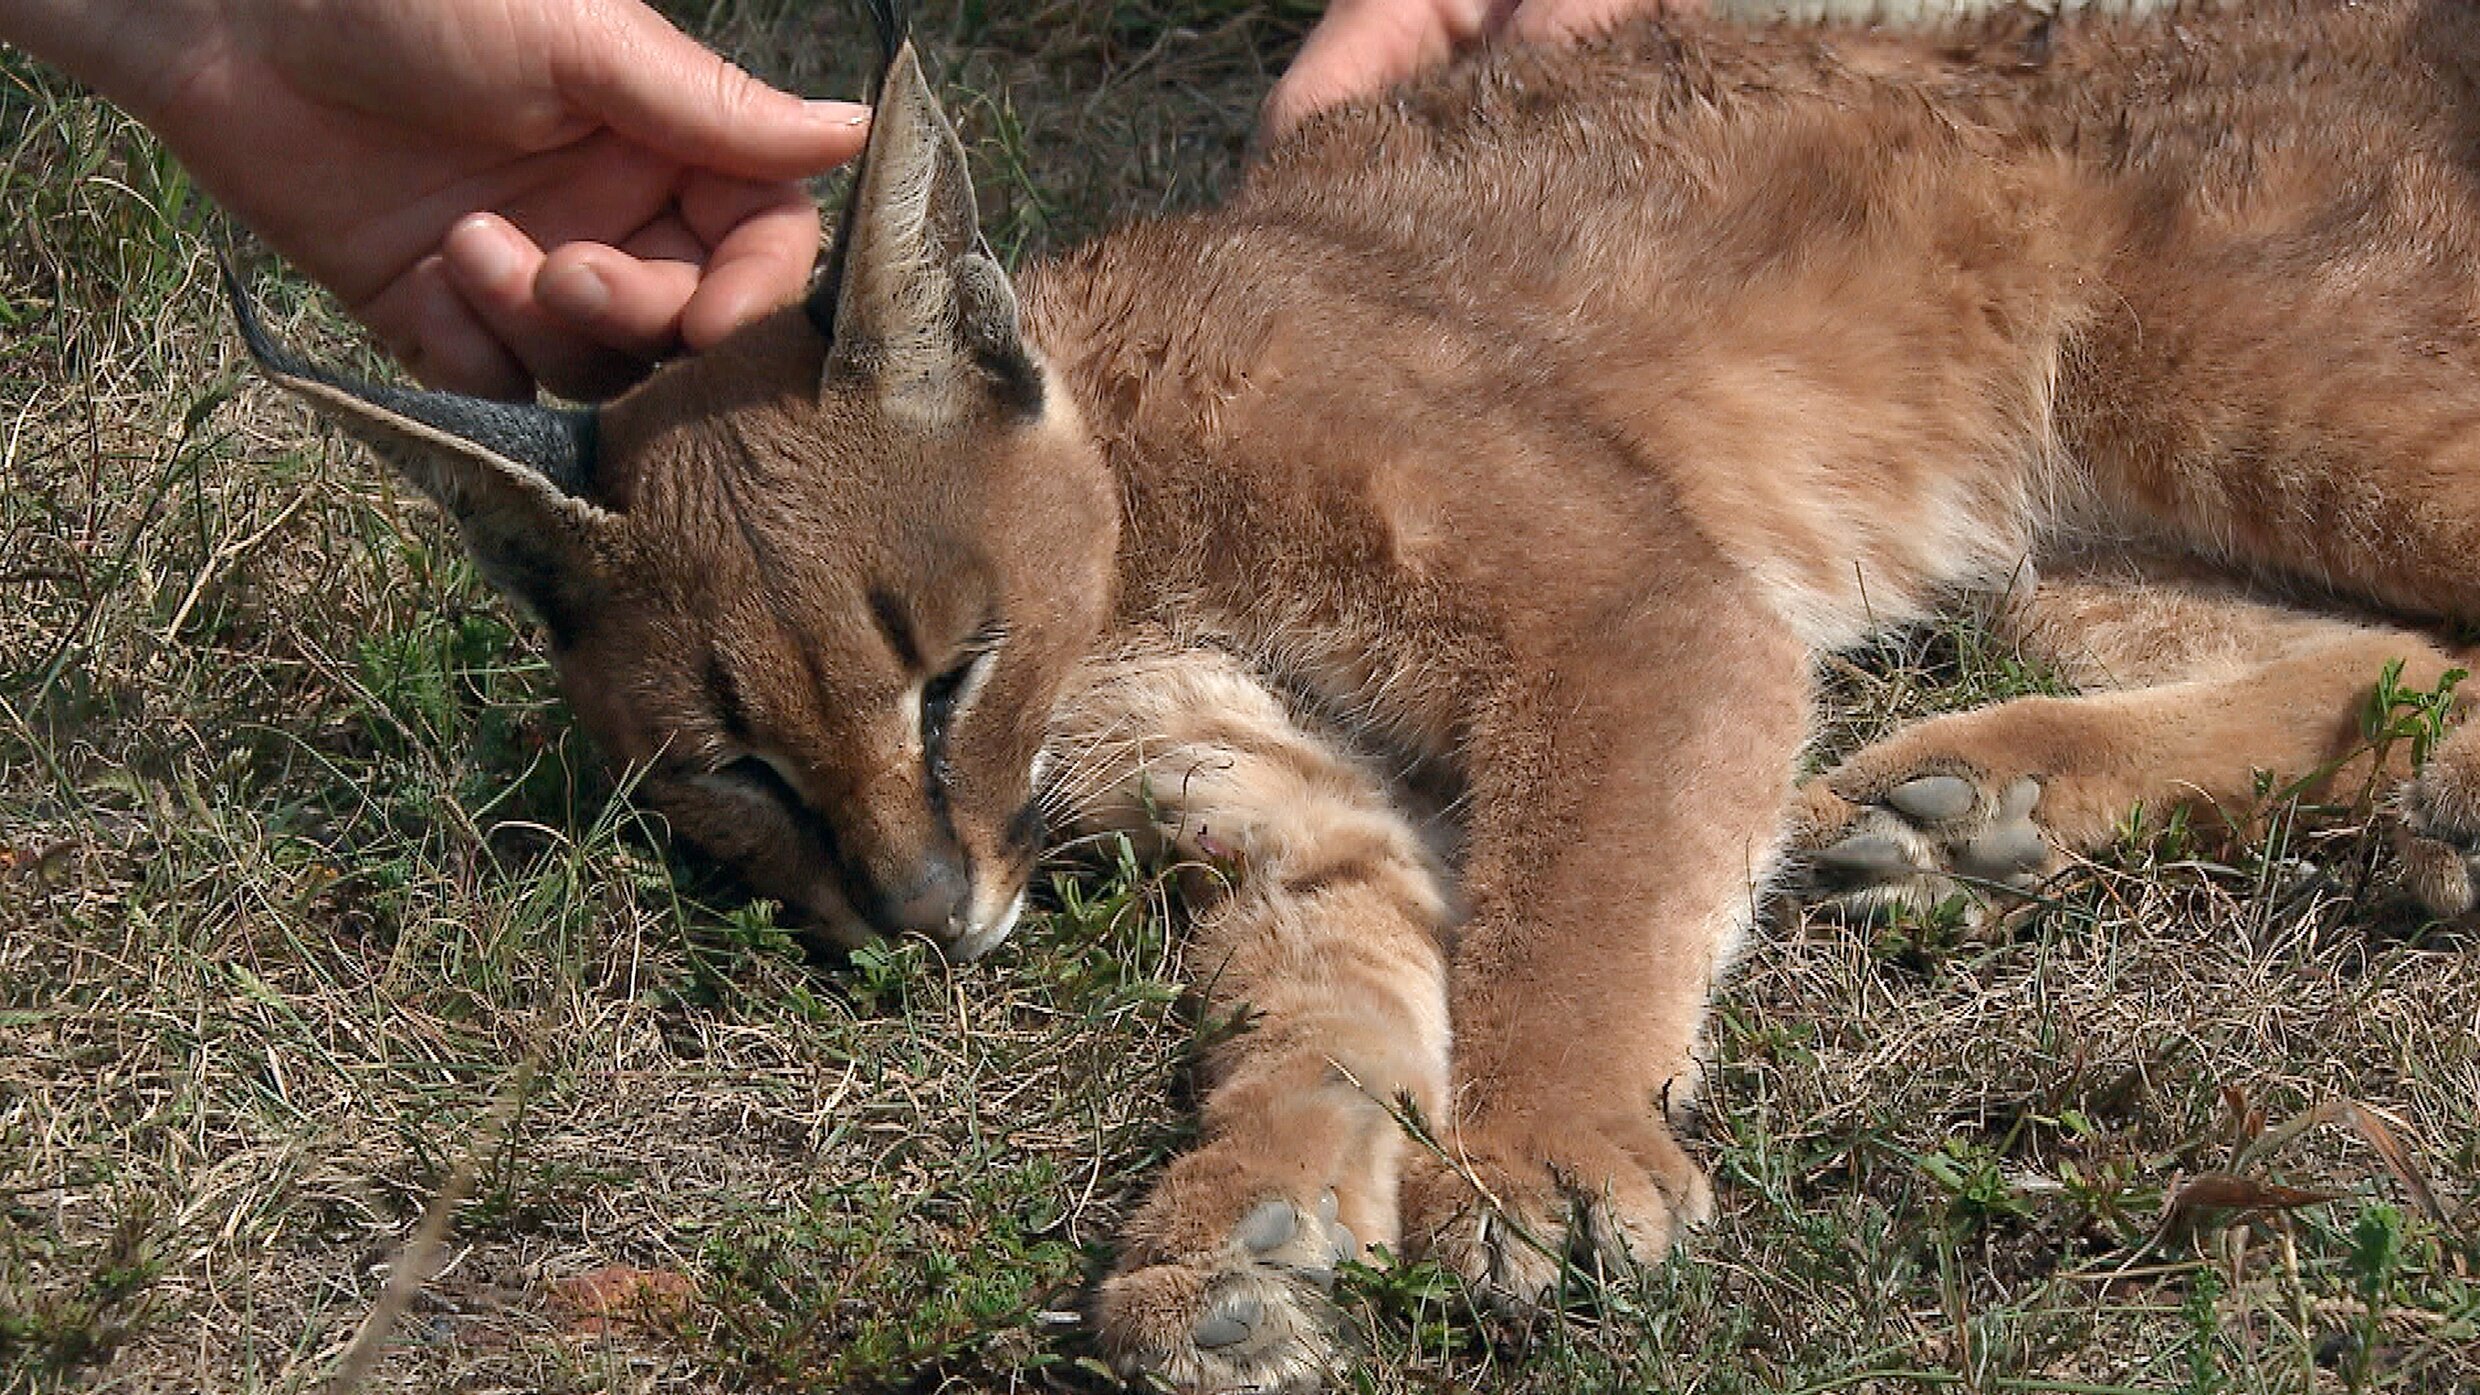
[450,216,524,287]
[541,261,610,320]
[806,99,871,128]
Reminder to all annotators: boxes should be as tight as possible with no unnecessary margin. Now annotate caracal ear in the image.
[810,38,1041,419]
[224,267,612,640]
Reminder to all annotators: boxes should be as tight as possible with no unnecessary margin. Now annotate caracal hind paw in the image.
[1793,765,2054,922]
[2395,734,2480,921]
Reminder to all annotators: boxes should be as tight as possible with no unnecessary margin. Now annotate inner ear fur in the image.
[825,41,1041,416]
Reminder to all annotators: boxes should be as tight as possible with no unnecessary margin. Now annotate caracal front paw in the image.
[1398,1110,1711,1311]
[1096,1169,1367,1393]
[1793,760,2055,921]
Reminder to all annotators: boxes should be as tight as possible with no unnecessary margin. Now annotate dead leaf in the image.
[2160,1170,2340,1233]
[2325,1098,2455,1236]
[545,1267,696,1337]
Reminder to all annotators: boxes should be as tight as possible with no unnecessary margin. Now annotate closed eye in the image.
[718,753,805,812]
[707,753,849,869]
[920,656,979,755]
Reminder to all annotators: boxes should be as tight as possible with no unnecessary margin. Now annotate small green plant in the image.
[0,1203,164,1384]
[1917,1136,2030,1229]
[2054,1152,2150,1245]
[1340,1249,1480,1364]
[2114,799,2200,866]
[846,936,933,1013]
[2362,658,2467,769]
[2179,1266,2229,1395]
[2342,1202,2406,1392]
[1868,893,1976,971]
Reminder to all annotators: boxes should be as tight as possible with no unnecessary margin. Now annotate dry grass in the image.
[4,3,2474,1392]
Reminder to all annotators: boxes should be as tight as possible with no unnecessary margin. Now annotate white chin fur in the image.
[947,887,1027,963]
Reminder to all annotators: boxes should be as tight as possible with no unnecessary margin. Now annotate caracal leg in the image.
[1052,643,1453,1393]
[1797,556,2480,920]
[1399,581,1811,1303]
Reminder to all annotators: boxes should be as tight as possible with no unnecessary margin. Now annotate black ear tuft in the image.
[808,0,927,342]
[805,0,919,343]
[859,0,908,70]
[221,259,599,496]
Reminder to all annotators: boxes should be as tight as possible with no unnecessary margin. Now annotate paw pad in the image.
[1191,1295,1260,1351]
[1099,1190,1361,1393]
[1233,1192,1358,1286]
[1804,772,2051,918]
[1885,773,1976,822]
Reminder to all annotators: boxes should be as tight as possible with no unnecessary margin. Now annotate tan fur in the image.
[1047,640,1451,1388]
[1799,553,2479,921]
[261,2,2480,1388]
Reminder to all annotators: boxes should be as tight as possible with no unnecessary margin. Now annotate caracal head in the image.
[234,40,1118,960]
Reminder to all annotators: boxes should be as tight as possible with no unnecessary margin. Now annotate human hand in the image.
[5,0,868,399]
[1264,0,1702,140]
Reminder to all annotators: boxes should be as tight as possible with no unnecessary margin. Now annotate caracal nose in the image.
[863,852,972,939]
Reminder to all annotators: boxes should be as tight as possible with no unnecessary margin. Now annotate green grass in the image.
[5,5,2476,1392]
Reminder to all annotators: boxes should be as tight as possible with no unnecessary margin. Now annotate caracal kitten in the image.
[234,0,2479,1387]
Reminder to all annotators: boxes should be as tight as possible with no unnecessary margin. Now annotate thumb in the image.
[560,0,871,181]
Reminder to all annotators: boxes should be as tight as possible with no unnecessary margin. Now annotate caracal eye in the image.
[918,650,993,756]
[714,753,804,812]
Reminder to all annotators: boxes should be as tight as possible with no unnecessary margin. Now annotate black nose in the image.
[858,853,971,938]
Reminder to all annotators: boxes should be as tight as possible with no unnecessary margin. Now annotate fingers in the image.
[441,214,660,400]
[358,254,532,401]
[1263,0,1705,139]
[1265,0,1503,138]
[410,183,814,401]
[536,237,702,360]
[675,177,821,350]
[530,179,814,362]
[1505,0,1704,45]
[562,0,869,182]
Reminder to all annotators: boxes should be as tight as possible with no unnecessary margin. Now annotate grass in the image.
[4,2,2476,1391]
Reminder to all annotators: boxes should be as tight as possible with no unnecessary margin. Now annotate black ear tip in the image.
[861,0,909,67]
[219,254,288,375]
[220,256,602,499]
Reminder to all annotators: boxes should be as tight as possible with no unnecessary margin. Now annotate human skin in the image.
[1266,0,1702,137]
[0,0,1694,399]
[0,0,870,400]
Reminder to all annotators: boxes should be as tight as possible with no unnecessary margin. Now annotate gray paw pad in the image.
[1188,1192,1360,1355]
[1887,774,1977,823]
[1815,832,1920,877]
[1997,775,2041,822]
[1192,1295,1261,1350]
[1236,1199,1297,1253]
[1807,771,2051,915]
[1233,1194,1353,1272]
[1959,823,2048,877]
